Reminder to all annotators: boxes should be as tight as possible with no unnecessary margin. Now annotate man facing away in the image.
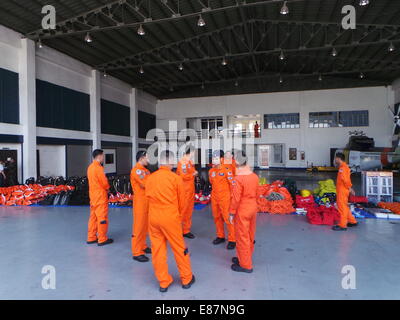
[176,147,198,239]
[332,152,358,231]
[145,150,195,292]
[228,151,259,273]
[87,149,113,246]
[209,150,236,250]
[130,150,152,262]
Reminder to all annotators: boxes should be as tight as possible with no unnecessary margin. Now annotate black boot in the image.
[86,240,98,244]
[159,286,169,293]
[98,238,114,246]
[227,241,236,250]
[133,255,150,262]
[182,275,196,289]
[232,257,239,265]
[212,237,225,245]
[183,232,196,239]
[231,264,253,273]
[144,247,152,254]
[332,225,347,231]
[347,222,358,228]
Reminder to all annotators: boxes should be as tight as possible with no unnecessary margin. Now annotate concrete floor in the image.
[1,202,400,300]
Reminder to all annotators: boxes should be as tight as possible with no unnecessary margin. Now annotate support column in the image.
[90,70,101,150]
[130,88,138,160]
[20,38,37,181]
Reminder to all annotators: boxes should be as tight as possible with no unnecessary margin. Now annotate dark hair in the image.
[335,152,345,161]
[136,150,147,162]
[92,149,104,159]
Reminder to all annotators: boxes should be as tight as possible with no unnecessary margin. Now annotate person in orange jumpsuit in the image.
[145,150,195,292]
[86,149,113,246]
[223,150,236,176]
[176,148,198,239]
[130,150,152,262]
[228,151,259,273]
[209,150,236,250]
[332,152,358,231]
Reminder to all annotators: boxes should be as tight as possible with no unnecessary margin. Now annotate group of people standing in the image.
[85,148,260,292]
[85,149,357,292]
[0,158,18,187]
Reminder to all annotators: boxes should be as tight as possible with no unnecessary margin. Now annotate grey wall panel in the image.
[66,145,92,177]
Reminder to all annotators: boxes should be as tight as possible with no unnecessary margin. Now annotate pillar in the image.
[130,88,138,160]
[90,70,101,150]
[19,38,37,181]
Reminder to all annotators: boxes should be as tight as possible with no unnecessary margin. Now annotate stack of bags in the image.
[377,202,400,215]
[108,193,133,206]
[257,181,295,214]
[0,184,75,206]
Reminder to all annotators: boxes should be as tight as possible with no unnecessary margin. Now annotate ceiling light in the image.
[331,47,338,57]
[37,39,43,49]
[359,72,365,79]
[359,0,369,6]
[169,86,174,92]
[201,83,205,90]
[234,80,239,87]
[103,71,107,78]
[221,57,228,66]
[178,63,184,71]
[388,42,395,52]
[197,15,206,27]
[280,1,289,15]
[318,74,322,81]
[137,24,145,36]
[279,50,285,60]
[85,32,93,43]
[139,66,144,74]
[279,76,283,84]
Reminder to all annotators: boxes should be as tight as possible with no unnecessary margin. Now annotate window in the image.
[201,118,223,131]
[264,113,300,129]
[309,110,369,128]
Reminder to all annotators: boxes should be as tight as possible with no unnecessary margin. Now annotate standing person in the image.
[209,150,236,250]
[254,121,260,138]
[0,161,5,187]
[131,151,152,262]
[228,151,259,273]
[176,147,198,239]
[5,158,18,186]
[145,150,195,292]
[223,150,236,176]
[86,149,113,246]
[332,152,357,231]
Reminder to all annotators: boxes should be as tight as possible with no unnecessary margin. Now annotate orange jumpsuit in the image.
[145,166,193,288]
[229,170,259,270]
[176,158,195,234]
[87,161,110,243]
[209,165,235,242]
[223,158,236,176]
[130,163,150,257]
[337,162,357,228]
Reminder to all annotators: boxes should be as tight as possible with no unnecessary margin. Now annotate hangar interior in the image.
[0,0,400,300]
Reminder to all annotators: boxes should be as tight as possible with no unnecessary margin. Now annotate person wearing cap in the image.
[130,150,152,262]
[209,150,236,250]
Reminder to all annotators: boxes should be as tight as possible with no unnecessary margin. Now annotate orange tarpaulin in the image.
[257,181,295,214]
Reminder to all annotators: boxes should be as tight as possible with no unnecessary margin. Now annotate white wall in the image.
[37,145,66,177]
[157,86,394,167]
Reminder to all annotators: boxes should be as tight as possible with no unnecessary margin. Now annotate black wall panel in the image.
[36,80,90,131]
[138,110,156,139]
[0,68,19,124]
[101,99,130,136]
